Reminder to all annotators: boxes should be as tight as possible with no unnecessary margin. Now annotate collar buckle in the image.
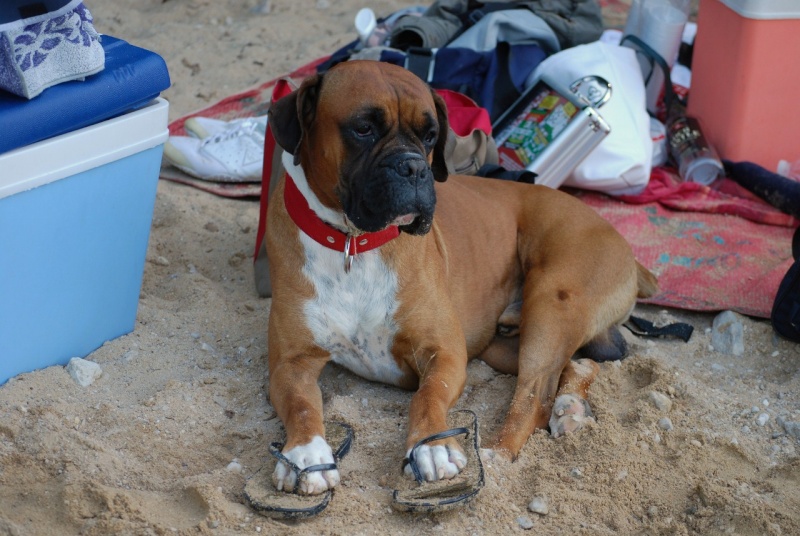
[343,234,356,273]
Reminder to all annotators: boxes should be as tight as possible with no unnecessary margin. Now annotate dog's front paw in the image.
[272,436,340,495]
[404,443,467,482]
[549,394,595,438]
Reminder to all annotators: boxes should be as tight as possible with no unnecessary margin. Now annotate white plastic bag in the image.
[532,42,652,196]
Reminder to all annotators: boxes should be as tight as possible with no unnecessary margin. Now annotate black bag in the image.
[771,226,800,342]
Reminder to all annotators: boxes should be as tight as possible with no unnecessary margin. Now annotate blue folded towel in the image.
[0,0,104,99]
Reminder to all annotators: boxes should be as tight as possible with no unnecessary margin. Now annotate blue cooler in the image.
[0,36,171,384]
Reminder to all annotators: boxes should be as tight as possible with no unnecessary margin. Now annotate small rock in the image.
[516,516,534,530]
[777,416,797,438]
[710,310,744,356]
[528,497,549,515]
[690,439,702,447]
[658,417,673,431]
[228,253,246,267]
[65,357,102,387]
[479,448,497,463]
[250,0,271,15]
[649,391,673,413]
[204,222,219,232]
[756,413,769,426]
[570,467,583,479]
[122,350,139,362]
[149,255,170,266]
[226,460,243,473]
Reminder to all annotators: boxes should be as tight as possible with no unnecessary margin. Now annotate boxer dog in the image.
[264,60,658,496]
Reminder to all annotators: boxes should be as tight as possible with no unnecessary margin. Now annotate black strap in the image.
[489,41,521,122]
[625,315,694,343]
[620,34,682,113]
[268,422,354,494]
[402,426,470,484]
[404,47,436,82]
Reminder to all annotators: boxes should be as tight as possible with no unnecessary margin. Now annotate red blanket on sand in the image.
[577,169,796,318]
[160,60,798,319]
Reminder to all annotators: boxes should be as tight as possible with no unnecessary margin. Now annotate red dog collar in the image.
[283,172,400,272]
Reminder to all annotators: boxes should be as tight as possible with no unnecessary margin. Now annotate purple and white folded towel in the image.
[0,0,104,99]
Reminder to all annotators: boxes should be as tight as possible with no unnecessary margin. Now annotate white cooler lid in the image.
[0,97,169,200]
[720,0,800,19]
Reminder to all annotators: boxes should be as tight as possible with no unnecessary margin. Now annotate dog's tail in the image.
[636,261,659,299]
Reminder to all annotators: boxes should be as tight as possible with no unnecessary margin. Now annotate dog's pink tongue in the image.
[391,214,416,226]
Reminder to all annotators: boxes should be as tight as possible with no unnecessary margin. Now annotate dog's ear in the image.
[267,74,323,166]
[430,89,450,182]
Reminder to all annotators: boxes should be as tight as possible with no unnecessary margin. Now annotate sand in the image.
[1,1,799,534]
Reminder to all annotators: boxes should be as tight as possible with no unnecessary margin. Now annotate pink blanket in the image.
[578,169,797,317]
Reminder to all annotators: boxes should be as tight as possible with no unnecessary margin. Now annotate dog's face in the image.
[268,60,449,235]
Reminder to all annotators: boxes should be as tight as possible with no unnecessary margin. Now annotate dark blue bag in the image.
[375,43,547,122]
[318,4,558,122]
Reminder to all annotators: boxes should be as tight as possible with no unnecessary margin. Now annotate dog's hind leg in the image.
[549,358,600,438]
[488,280,590,459]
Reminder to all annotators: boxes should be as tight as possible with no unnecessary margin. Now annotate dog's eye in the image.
[354,124,373,137]
[423,129,437,145]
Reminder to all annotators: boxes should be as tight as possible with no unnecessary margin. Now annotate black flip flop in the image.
[244,421,354,519]
[392,409,485,513]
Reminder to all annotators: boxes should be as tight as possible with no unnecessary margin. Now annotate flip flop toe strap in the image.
[268,422,354,494]
[403,426,471,484]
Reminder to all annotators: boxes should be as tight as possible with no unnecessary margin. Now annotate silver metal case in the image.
[492,76,611,189]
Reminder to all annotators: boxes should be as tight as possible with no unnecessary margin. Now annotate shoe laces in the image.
[201,118,266,147]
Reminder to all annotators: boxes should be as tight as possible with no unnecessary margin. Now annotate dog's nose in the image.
[393,154,430,183]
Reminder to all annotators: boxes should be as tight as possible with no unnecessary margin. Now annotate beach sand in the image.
[1,1,798,534]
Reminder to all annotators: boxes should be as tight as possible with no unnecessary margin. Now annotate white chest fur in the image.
[299,232,405,386]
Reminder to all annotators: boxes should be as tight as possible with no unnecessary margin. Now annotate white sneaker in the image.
[164,118,266,182]
[183,114,268,139]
